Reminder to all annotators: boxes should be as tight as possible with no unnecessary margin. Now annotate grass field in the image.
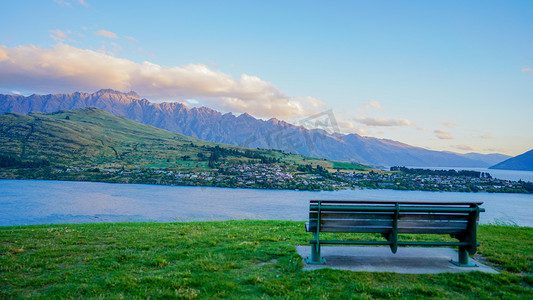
[1,221,532,299]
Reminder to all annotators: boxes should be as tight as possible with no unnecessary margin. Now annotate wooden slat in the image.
[398,220,467,229]
[310,199,483,205]
[398,213,469,221]
[397,227,465,234]
[322,219,393,227]
[311,212,469,221]
[309,222,466,234]
[310,205,479,214]
[310,212,394,220]
[318,226,392,233]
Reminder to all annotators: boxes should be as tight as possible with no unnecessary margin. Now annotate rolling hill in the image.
[0,107,340,172]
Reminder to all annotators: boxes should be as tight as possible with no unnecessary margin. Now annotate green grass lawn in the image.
[1,221,532,299]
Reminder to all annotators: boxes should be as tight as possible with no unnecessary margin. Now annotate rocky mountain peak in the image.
[125,91,140,98]
[94,89,123,95]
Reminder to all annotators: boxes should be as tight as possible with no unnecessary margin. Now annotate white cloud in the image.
[354,116,414,127]
[94,30,118,39]
[434,129,453,140]
[0,43,326,120]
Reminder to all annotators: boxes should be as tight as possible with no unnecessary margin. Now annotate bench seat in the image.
[305,200,485,266]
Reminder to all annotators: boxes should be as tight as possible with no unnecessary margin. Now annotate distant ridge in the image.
[490,149,533,171]
[0,89,510,167]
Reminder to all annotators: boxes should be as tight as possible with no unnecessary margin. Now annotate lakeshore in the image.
[1,162,532,194]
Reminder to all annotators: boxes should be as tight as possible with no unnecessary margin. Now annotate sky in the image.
[0,0,532,156]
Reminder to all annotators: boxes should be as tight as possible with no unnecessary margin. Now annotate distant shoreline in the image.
[2,168,532,194]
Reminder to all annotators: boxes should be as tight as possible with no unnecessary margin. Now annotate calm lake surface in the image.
[1,179,532,227]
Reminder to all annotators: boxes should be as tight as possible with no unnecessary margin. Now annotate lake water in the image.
[1,179,532,227]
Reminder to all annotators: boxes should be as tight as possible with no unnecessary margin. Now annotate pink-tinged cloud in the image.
[0,44,325,119]
[94,30,118,39]
[451,144,478,151]
[434,129,453,140]
[79,0,89,7]
[522,67,533,73]
[440,121,457,128]
[54,0,72,7]
[49,29,68,41]
[354,116,414,127]
[481,133,493,139]
[364,100,382,110]
[486,147,508,153]
[124,36,137,42]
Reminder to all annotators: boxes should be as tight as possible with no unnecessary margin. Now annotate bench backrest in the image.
[308,200,484,235]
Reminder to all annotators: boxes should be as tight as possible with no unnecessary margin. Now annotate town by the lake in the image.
[44,163,533,193]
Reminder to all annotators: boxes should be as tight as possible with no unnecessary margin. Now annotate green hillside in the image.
[1,108,210,169]
[0,108,368,186]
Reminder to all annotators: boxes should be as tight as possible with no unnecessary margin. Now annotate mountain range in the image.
[0,89,511,168]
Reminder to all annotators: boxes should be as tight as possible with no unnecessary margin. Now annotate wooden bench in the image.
[305,200,485,266]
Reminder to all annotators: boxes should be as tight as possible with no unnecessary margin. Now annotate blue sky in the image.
[1,0,532,156]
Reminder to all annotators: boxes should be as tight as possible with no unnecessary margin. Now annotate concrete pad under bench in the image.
[296,246,499,274]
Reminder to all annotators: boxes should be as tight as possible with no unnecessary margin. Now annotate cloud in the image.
[54,0,72,7]
[49,29,68,41]
[486,147,508,153]
[440,121,457,128]
[94,30,118,39]
[434,129,453,140]
[522,67,533,73]
[0,47,7,61]
[354,116,414,127]
[337,119,356,130]
[124,36,138,42]
[78,0,89,6]
[337,119,368,135]
[364,100,382,110]
[451,144,478,151]
[480,133,493,139]
[0,43,326,120]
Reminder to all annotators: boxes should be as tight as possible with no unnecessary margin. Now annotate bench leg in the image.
[450,246,477,267]
[306,242,326,264]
